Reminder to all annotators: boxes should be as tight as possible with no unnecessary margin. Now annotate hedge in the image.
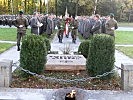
[44,37,51,52]
[86,34,115,77]
[20,35,47,77]
[78,40,90,58]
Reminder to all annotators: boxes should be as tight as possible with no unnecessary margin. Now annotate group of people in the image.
[14,11,57,51]
[56,15,78,43]
[0,11,118,51]
[78,13,118,39]
[15,11,80,51]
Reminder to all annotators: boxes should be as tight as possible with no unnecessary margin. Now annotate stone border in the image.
[121,63,133,91]
[0,59,13,87]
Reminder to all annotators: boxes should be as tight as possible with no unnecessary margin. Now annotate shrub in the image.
[78,40,90,58]
[44,37,51,52]
[86,34,115,77]
[20,35,47,77]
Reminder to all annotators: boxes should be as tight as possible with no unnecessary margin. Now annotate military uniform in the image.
[71,18,78,43]
[105,18,118,37]
[57,18,65,43]
[15,11,29,51]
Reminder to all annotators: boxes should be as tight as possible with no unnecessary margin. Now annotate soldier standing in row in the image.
[57,17,65,43]
[46,15,53,37]
[15,11,29,51]
[30,12,42,35]
[91,14,101,34]
[105,13,118,37]
[71,15,78,43]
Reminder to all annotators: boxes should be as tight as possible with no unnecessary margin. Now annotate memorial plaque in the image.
[46,54,86,71]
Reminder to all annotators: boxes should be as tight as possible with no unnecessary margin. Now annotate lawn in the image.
[78,31,133,45]
[115,31,133,44]
[0,28,31,41]
[0,43,15,54]
[115,47,133,59]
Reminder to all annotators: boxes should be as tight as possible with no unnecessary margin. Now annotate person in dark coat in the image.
[15,11,29,51]
[30,12,42,35]
[41,15,48,33]
[46,15,53,37]
[83,18,92,39]
[91,14,102,34]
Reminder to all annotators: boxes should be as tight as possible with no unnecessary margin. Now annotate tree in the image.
[57,0,94,16]
[96,0,118,17]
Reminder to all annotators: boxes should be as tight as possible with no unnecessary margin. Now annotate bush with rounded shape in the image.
[86,34,115,77]
[20,35,47,77]
[44,37,51,52]
[78,40,90,58]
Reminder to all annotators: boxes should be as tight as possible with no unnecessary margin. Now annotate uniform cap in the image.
[19,11,23,15]
[110,13,114,18]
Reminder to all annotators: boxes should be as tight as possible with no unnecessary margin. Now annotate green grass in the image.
[115,31,133,44]
[118,22,133,27]
[78,31,133,45]
[0,43,15,54]
[115,47,133,59]
[0,28,31,41]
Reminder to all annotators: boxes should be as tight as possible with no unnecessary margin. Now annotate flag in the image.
[65,22,69,35]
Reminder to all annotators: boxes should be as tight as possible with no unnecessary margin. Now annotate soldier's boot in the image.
[58,37,62,43]
[60,39,62,43]
[17,46,20,51]
[66,34,69,38]
[73,39,76,44]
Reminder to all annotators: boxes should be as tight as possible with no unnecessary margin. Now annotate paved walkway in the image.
[117,27,133,31]
[51,33,81,54]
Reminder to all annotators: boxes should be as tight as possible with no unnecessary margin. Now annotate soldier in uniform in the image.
[15,11,29,51]
[105,13,118,37]
[71,15,78,43]
[57,18,65,43]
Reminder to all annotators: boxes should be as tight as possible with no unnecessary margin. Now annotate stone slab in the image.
[46,54,86,71]
[0,59,13,87]
[1,88,133,100]
[121,63,133,91]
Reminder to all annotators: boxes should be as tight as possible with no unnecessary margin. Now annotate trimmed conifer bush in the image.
[78,40,90,58]
[44,37,51,52]
[86,34,115,77]
[20,35,47,77]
